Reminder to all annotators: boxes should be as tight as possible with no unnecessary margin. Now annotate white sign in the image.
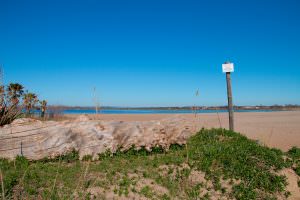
[222,63,234,73]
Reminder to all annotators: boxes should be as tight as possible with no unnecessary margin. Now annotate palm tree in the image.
[23,92,38,116]
[40,100,47,118]
[7,83,24,105]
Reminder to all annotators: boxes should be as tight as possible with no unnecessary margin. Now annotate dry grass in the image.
[0,168,4,200]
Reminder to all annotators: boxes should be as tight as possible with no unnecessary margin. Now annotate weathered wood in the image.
[226,72,234,131]
[0,116,196,160]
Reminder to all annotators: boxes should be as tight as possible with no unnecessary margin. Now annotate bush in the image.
[187,129,288,199]
[287,147,300,160]
[0,103,22,126]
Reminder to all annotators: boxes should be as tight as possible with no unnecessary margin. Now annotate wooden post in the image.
[21,141,23,156]
[226,72,234,131]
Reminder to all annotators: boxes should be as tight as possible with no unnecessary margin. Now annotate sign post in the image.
[222,62,234,131]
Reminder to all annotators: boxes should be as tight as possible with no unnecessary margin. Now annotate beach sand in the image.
[72,111,300,151]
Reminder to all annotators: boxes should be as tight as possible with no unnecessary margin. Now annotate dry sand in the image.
[76,111,300,151]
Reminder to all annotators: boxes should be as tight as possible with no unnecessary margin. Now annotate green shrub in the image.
[287,147,300,160]
[187,129,288,198]
[0,104,22,126]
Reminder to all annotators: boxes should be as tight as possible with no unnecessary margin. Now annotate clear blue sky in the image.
[1,0,299,107]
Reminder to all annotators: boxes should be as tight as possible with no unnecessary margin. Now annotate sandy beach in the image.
[78,111,300,151]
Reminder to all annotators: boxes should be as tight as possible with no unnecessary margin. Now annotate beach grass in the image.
[0,128,299,199]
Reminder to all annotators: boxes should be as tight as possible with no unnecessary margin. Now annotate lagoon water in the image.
[61,109,276,115]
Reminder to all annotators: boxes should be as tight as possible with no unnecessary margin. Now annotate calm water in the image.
[61,109,277,115]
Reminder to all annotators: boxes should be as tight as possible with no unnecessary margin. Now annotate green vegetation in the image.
[0,103,22,127]
[40,100,47,118]
[0,82,48,126]
[0,83,24,126]
[287,147,300,179]
[23,92,38,116]
[0,129,299,199]
[7,83,24,105]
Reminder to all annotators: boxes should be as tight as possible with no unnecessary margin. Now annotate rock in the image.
[0,116,197,160]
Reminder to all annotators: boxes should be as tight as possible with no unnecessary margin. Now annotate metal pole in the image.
[226,72,234,131]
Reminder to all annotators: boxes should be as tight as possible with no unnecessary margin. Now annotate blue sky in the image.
[0,0,299,107]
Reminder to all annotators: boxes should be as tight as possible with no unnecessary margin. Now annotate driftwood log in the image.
[0,115,198,160]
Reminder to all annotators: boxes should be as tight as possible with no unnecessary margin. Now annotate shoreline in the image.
[63,109,287,114]
[61,109,289,116]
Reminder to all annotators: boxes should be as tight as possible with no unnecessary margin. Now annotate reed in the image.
[216,108,222,128]
[72,161,90,198]
[50,157,62,197]
[0,168,4,200]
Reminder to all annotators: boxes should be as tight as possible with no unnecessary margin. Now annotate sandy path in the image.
[71,111,300,151]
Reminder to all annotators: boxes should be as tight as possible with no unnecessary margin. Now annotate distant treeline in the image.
[47,104,300,111]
